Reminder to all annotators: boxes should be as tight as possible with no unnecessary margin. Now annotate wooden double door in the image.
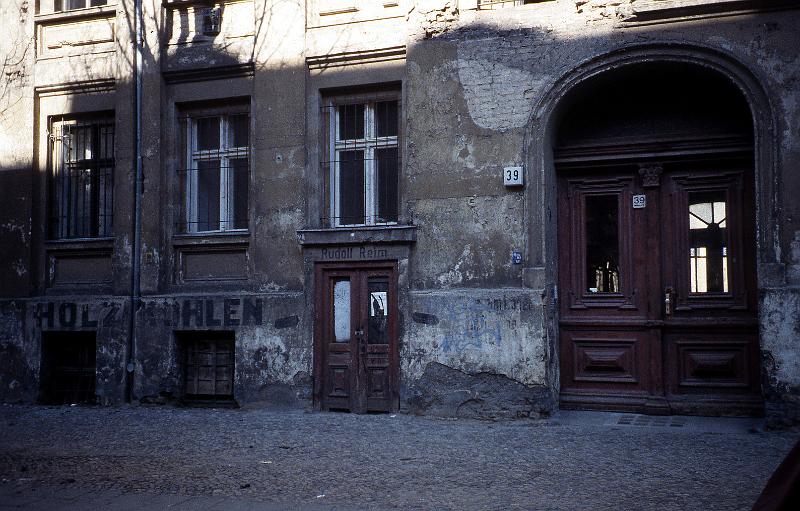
[314,262,399,412]
[558,157,762,415]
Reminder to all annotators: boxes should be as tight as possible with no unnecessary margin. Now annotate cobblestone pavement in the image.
[0,404,797,510]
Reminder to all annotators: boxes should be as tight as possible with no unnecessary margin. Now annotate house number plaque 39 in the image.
[632,194,646,209]
[503,166,524,187]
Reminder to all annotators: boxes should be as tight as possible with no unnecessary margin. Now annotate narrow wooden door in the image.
[315,262,398,413]
[558,157,761,415]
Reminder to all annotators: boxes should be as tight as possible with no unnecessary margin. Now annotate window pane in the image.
[196,118,220,151]
[50,120,114,239]
[376,101,399,138]
[375,147,398,223]
[228,114,249,148]
[585,195,620,293]
[197,160,220,231]
[338,104,364,141]
[368,279,389,344]
[338,150,365,224]
[689,191,728,293]
[230,158,248,229]
[333,279,351,343]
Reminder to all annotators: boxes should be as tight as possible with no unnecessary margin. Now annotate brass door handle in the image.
[664,287,674,316]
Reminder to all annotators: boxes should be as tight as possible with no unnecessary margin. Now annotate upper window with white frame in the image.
[178,106,250,233]
[322,92,400,227]
[48,114,115,239]
[50,0,109,12]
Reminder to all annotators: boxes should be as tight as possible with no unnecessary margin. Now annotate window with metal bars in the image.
[321,95,400,227]
[177,111,250,233]
[48,116,115,239]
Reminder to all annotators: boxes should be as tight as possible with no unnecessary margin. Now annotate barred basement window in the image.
[322,94,400,227]
[178,111,250,233]
[48,115,115,239]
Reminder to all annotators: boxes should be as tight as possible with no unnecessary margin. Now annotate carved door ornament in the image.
[639,163,663,188]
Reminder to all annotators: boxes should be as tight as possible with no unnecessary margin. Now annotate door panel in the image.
[558,167,654,408]
[558,158,761,416]
[316,263,398,413]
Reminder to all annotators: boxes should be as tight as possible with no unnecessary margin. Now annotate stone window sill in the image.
[172,230,250,248]
[44,237,115,252]
[297,225,416,246]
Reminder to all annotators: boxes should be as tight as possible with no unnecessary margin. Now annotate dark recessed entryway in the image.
[40,332,97,405]
[554,62,762,416]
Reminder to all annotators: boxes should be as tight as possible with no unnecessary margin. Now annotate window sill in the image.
[35,4,117,24]
[45,237,115,251]
[173,230,250,247]
[297,225,416,246]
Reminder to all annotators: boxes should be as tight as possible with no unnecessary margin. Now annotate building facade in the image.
[1,0,799,421]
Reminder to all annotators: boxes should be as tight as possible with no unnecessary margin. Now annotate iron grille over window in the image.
[177,112,250,233]
[48,116,115,239]
[321,97,400,227]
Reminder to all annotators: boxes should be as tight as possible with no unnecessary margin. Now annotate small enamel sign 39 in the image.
[632,194,646,209]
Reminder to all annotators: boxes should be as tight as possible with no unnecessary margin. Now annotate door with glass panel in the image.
[558,158,760,415]
[315,263,398,413]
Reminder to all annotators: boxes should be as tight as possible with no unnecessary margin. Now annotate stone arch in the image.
[523,42,779,399]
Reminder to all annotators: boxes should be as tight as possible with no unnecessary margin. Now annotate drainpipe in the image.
[126,0,144,403]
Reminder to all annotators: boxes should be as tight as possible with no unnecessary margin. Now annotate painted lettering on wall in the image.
[320,246,389,260]
[34,298,269,330]
[179,298,263,327]
[35,302,103,329]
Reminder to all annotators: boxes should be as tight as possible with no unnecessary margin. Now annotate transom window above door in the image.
[322,93,400,227]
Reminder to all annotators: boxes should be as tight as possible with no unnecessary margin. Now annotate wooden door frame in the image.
[312,260,400,412]
[554,155,761,414]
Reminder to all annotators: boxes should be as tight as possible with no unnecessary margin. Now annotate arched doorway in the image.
[553,62,762,415]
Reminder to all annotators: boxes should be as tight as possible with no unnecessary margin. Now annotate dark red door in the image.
[315,262,398,413]
[558,157,761,415]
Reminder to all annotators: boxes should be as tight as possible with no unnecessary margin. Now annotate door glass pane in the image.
[585,195,620,293]
[333,279,351,342]
[689,191,728,293]
[367,278,388,344]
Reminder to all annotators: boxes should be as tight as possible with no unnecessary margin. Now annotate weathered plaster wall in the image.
[132,294,310,405]
[0,0,34,298]
[1,1,799,421]
[0,301,34,402]
[401,1,800,418]
[404,289,547,385]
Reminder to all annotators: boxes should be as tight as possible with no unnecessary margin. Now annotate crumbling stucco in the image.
[404,289,547,387]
